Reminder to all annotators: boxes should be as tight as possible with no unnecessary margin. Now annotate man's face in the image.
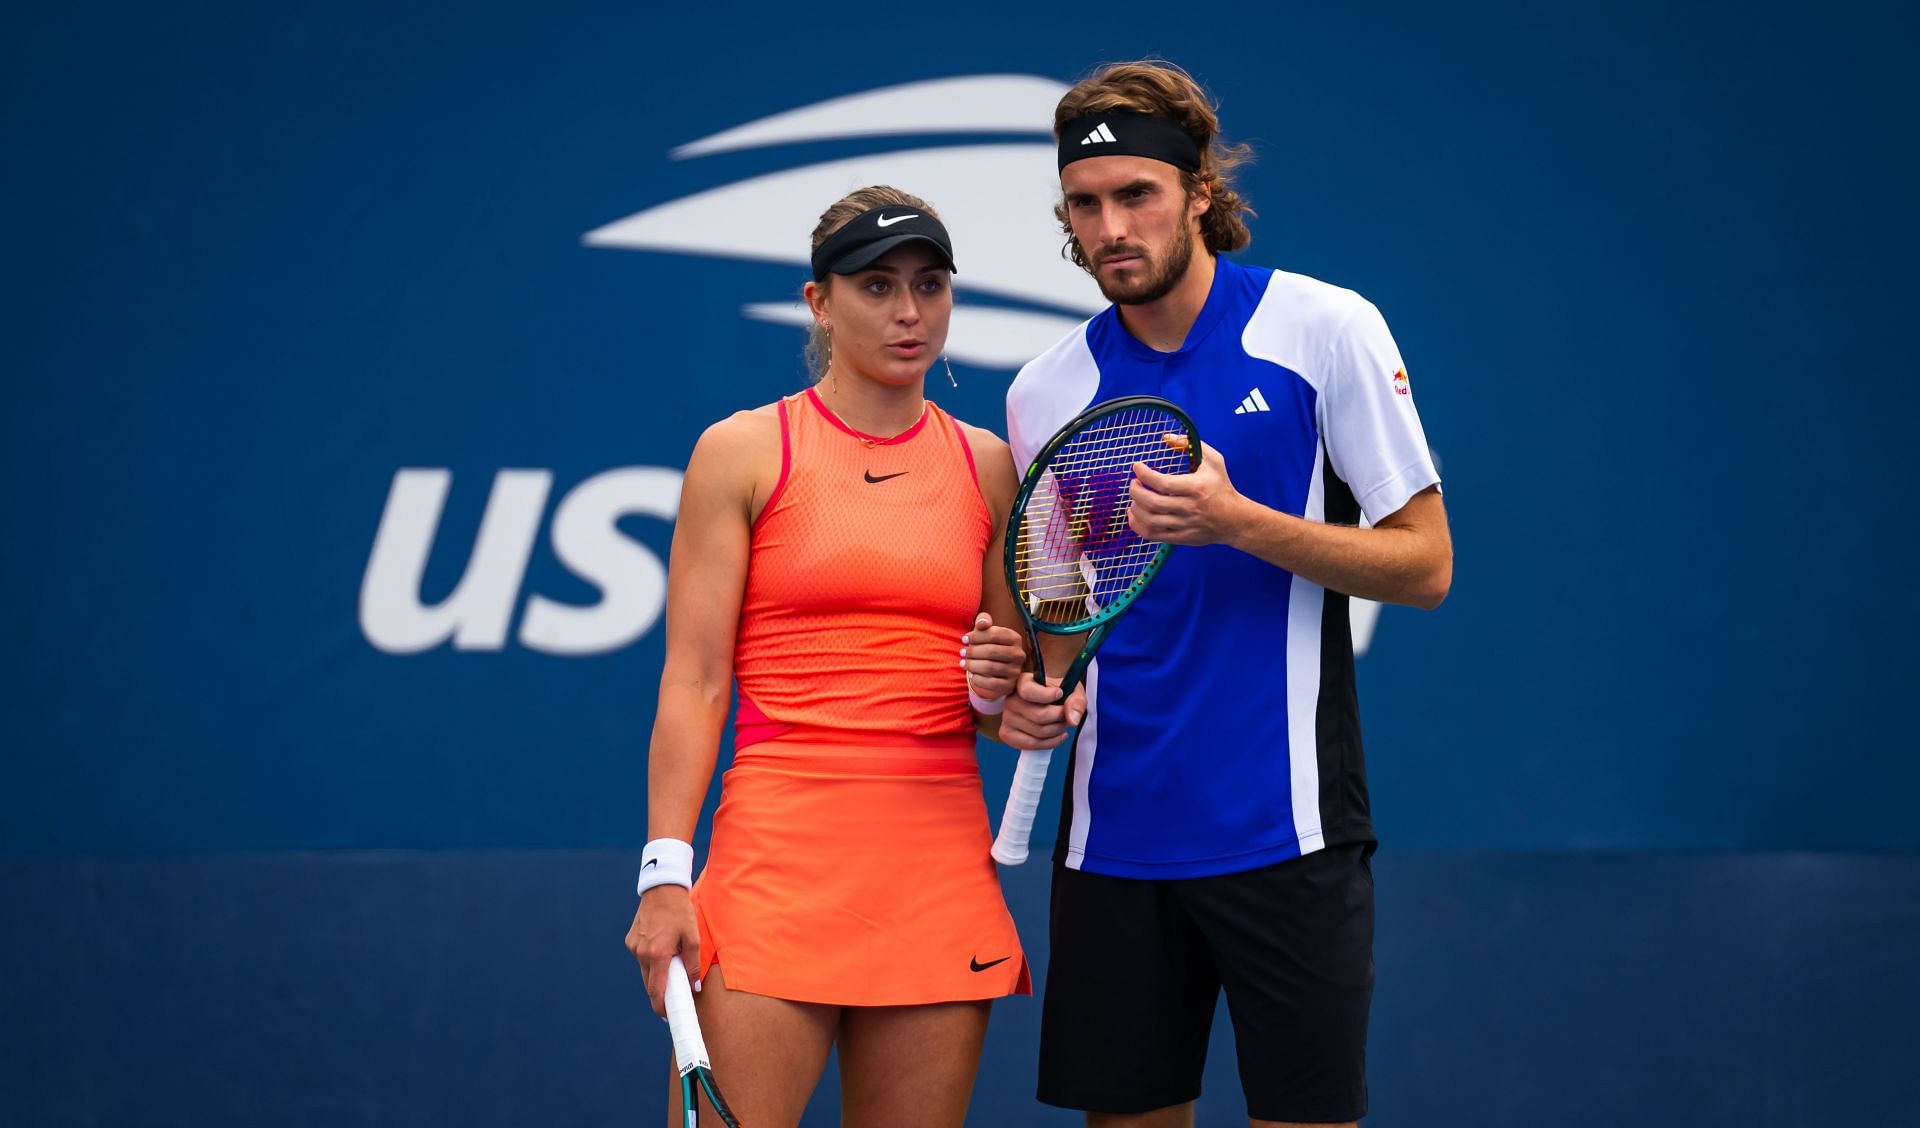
[1060,155,1208,306]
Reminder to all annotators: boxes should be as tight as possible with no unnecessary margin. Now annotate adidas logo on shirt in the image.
[1234,388,1272,414]
[1080,122,1118,145]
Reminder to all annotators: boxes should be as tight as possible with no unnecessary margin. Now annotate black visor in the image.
[810,206,957,281]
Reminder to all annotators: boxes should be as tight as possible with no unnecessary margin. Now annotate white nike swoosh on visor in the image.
[875,213,918,227]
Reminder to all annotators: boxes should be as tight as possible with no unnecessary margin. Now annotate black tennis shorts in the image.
[1037,842,1375,1123]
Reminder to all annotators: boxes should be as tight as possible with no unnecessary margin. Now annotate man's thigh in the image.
[1038,863,1220,1115]
[1178,843,1376,1126]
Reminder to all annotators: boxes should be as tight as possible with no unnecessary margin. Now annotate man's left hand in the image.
[1129,441,1248,547]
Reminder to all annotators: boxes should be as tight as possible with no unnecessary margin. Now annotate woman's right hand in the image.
[963,612,1027,704]
[626,886,701,1017]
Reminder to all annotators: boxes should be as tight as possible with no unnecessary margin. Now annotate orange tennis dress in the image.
[689,388,1030,1005]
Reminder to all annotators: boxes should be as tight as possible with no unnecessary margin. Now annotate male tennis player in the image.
[999,61,1452,1128]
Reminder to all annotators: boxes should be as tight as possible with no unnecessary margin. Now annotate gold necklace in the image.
[813,389,928,447]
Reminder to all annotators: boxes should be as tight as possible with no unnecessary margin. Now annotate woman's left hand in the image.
[962,612,1025,703]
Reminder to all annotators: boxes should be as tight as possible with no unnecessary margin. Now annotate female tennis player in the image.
[624,186,1031,1128]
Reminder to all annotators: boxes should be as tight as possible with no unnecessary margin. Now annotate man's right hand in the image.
[998,670,1087,750]
[626,886,700,1017]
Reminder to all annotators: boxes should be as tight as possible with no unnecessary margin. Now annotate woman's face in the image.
[810,243,953,387]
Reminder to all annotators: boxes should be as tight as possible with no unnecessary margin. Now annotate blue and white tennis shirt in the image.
[1006,257,1441,879]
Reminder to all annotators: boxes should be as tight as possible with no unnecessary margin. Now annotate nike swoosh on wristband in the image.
[642,858,658,869]
[875,213,918,227]
[969,955,1011,972]
[863,470,908,483]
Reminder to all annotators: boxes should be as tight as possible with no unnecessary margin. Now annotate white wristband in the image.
[637,838,694,896]
[969,686,1007,715]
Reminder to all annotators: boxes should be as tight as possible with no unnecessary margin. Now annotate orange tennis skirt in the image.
[690,731,1030,1006]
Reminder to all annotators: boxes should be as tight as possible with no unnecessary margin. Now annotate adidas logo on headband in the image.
[1058,111,1202,173]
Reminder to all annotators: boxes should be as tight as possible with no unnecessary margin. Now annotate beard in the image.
[1087,221,1196,306]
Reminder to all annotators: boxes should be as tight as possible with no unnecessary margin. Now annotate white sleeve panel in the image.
[1006,384,1041,479]
[1321,300,1440,525]
[1006,318,1101,478]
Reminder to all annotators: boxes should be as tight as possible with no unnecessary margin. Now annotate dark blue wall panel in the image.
[4,0,1914,854]
[6,852,1916,1126]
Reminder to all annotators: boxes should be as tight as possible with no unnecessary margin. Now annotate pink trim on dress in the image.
[938,405,989,507]
[751,397,795,533]
[733,692,796,750]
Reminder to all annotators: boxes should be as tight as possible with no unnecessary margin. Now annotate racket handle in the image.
[663,955,711,1075]
[991,748,1053,865]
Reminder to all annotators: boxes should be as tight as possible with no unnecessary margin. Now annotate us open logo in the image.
[358,75,1383,656]
[358,76,1094,657]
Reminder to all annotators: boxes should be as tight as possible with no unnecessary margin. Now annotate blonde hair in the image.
[1052,60,1255,269]
[803,185,943,382]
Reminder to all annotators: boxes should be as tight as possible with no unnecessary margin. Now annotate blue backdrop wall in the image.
[4,1,1916,1124]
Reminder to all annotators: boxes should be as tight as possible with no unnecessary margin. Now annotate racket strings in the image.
[1014,406,1193,624]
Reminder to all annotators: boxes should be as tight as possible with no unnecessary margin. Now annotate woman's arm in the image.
[1130,444,1452,609]
[626,410,772,1014]
[958,424,1026,742]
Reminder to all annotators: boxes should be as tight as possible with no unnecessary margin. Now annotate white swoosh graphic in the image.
[875,213,917,227]
[584,144,1103,317]
[671,75,1066,159]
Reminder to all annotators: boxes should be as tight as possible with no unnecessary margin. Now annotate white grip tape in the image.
[990,748,1053,865]
[663,956,710,1075]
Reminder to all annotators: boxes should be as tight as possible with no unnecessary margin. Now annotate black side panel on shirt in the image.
[1053,732,1079,866]
[1318,457,1375,847]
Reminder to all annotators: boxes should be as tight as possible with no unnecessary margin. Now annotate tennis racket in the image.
[990,395,1201,865]
[664,955,740,1128]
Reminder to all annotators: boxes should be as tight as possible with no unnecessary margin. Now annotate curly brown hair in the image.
[802,185,942,382]
[1052,60,1255,270]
